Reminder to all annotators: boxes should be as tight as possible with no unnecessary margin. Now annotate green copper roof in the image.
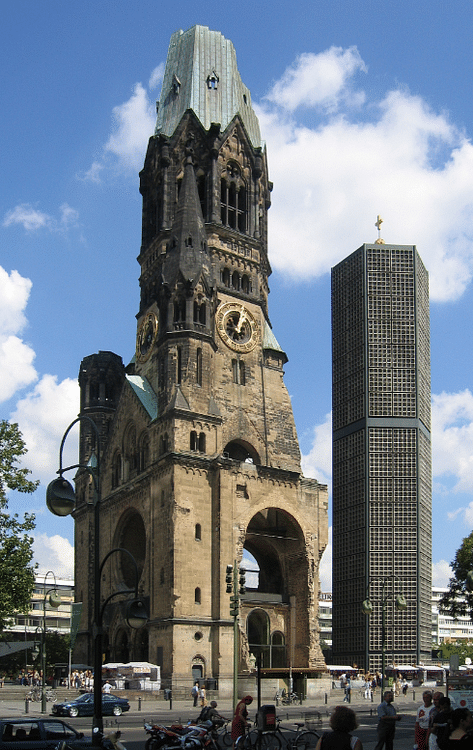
[155,25,262,148]
[262,320,284,354]
[126,375,158,420]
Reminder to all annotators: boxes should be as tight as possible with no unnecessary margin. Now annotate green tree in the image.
[0,420,39,629]
[439,530,473,618]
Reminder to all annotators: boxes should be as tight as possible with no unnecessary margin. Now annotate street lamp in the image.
[362,577,407,692]
[40,571,62,713]
[46,416,148,745]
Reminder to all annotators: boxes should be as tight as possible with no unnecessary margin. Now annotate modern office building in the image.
[331,242,432,672]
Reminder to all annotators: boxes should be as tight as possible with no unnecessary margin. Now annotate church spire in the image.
[161,136,213,293]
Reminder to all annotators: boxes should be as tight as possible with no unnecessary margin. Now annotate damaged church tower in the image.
[74,25,328,696]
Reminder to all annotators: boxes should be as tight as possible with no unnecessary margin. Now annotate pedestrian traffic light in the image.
[239,567,246,595]
[230,595,239,617]
[226,565,233,593]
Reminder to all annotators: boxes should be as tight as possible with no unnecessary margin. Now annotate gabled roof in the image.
[126,375,158,420]
[155,25,262,148]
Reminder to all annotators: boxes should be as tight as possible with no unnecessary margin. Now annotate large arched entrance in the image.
[241,508,311,669]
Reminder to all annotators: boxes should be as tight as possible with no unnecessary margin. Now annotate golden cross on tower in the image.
[375,215,385,244]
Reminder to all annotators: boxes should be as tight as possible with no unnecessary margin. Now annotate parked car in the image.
[52,693,130,718]
[0,717,90,749]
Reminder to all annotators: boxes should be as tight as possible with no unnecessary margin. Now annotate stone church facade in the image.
[73,25,328,696]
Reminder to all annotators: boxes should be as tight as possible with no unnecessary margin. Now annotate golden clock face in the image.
[136,312,158,363]
[216,302,259,353]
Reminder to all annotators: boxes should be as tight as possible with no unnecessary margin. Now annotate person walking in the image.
[415,691,433,750]
[374,690,402,750]
[315,705,362,749]
[231,695,253,747]
[192,681,199,707]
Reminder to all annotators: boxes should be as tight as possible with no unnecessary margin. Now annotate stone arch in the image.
[114,509,146,588]
[223,439,260,464]
[242,508,312,668]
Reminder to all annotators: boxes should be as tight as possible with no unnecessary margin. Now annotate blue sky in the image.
[2,0,473,591]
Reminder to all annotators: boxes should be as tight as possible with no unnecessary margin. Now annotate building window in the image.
[112,452,121,488]
[177,348,182,384]
[191,431,206,452]
[195,524,201,541]
[196,348,202,386]
[221,164,247,233]
[195,587,201,604]
[232,359,246,385]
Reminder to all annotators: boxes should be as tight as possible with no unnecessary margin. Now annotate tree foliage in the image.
[0,420,39,629]
[439,530,473,618]
[437,640,473,664]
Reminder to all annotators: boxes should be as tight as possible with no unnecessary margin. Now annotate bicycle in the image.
[258,718,319,750]
[26,686,57,703]
[215,719,233,747]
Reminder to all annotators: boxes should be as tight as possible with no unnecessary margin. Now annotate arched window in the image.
[232,271,240,290]
[177,348,182,384]
[190,431,198,451]
[174,298,186,324]
[196,348,202,386]
[222,268,230,287]
[221,163,247,233]
[112,452,122,488]
[199,432,206,453]
[241,275,251,294]
[232,359,245,385]
[195,587,201,604]
[126,425,137,477]
[195,523,202,541]
[139,433,149,472]
[247,609,270,668]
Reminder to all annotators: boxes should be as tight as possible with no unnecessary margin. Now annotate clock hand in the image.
[236,308,247,334]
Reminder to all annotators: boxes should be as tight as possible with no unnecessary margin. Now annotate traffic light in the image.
[230,595,240,617]
[239,567,246,595]
[226,565,233,593]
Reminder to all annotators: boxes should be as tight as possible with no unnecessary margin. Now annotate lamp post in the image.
[46,416,148,745]
[40,571,62,713]
[362,577,407,692]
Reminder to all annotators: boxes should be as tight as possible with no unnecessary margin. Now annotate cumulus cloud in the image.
[432,560,452,588]
[265,46,367,112]
[149,63,165,90]
[105,82,156,171]
[34,533,74,579]
[432,389,473,493]
[0,267,37,401]
[301,412,332,486]
[3,202,79,234]
[258,50,473,303]
[10,374,80,485]
[319,526,332,592]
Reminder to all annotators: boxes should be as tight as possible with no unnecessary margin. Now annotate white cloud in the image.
[0,267,37,402]
[10,374,80,486]
[432,560,452,588]
[432,389,473,493]
[257,50,473,303]
[2,203,80,234]
[105,82,155,171]
[265,46,367,113]
[149,63,165,90]
[79,161,104,183]
[33,533,74,579]
[3,204,52,232]
[319,526,332,592]
[301,412,332,486]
